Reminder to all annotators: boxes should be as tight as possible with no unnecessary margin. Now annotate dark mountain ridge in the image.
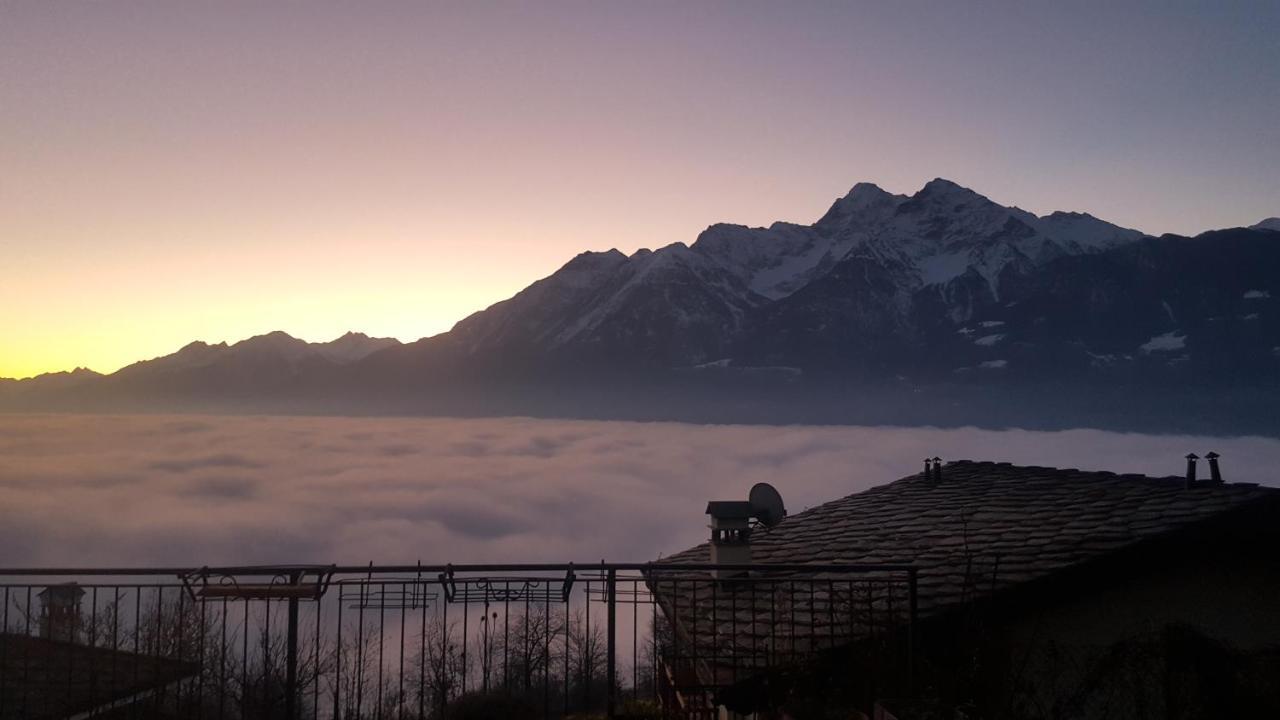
[4,180,1277,435]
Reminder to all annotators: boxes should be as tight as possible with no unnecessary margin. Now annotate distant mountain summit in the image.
[446,178,1147,366]
[4,179,1277,434]
[0,366,102,390]
[113,331,400,378]
[3,332,400,399]
[318,331,402,364]
[1252,217,1280,232]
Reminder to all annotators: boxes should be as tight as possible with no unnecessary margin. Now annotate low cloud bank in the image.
[0,414,1276,567]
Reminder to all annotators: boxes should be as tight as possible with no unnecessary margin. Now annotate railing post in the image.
[286,572,300,720]
[907,568,918,696]
[606,567,617,718]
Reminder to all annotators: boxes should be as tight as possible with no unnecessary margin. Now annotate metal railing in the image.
[0,563,917,719]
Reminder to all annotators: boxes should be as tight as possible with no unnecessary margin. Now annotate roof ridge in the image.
[932,460,1275,491]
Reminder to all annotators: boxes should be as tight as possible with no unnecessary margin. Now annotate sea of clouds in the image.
[1,414,1277,567]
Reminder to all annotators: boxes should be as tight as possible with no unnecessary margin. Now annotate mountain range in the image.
[4,179,1278,434]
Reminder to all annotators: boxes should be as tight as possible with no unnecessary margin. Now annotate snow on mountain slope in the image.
[1037,211,1146,252]
[446,178,1146,361]
[783,178,1144,300]
[691,179,1144,303]
[550,241,762,345]
[688,183,910,301]
[689,222,836,300]
[449,249,630,352]
[448,240,768,364]
[859,180,1044,288]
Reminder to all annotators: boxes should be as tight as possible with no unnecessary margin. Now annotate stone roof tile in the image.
[660,460,1277,617]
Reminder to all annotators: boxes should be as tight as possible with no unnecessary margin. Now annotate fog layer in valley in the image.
[1,414,1276,567]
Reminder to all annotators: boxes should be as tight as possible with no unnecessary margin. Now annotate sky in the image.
[2,414,1277,566]
[2,1,1278,379]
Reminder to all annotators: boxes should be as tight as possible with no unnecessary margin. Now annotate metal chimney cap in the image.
[705,501,754,519]
[1205,451,1220,459]
[1185,453,1200,460]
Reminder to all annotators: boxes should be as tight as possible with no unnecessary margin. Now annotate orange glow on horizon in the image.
[3,3,1277,378]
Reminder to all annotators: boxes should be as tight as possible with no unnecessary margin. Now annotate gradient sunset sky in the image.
[3,2,1278,379]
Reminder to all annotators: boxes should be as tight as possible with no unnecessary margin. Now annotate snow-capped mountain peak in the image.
[691,222,836,300]
[7,180,1279,421]
[1036,211,1145,253]
[446,178,1148,361]
[816,182,905,226]
[1252,217,1280,232]
[919,176,980,198]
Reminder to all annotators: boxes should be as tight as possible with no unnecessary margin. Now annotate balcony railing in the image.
[0,563,917,719]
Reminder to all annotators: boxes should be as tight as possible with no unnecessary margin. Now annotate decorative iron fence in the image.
[0,563,916,719]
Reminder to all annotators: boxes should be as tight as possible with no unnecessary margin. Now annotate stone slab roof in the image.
[0,633,199,720]
[661,460,1278,619]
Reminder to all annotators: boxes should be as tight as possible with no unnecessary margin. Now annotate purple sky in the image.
[2,2,1277,377]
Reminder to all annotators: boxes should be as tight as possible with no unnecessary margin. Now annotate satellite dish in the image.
[749,482,787,528]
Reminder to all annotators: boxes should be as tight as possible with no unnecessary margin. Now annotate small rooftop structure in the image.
[37,583,85,643]
[704,484,788,578]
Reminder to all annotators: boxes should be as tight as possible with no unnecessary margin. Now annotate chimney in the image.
[932,457,943,482]
[1206,452,1223,483]
[706,501,754,578]
[39,583,85,643]
[923,458,933,478]
[1184,453,1199,489]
